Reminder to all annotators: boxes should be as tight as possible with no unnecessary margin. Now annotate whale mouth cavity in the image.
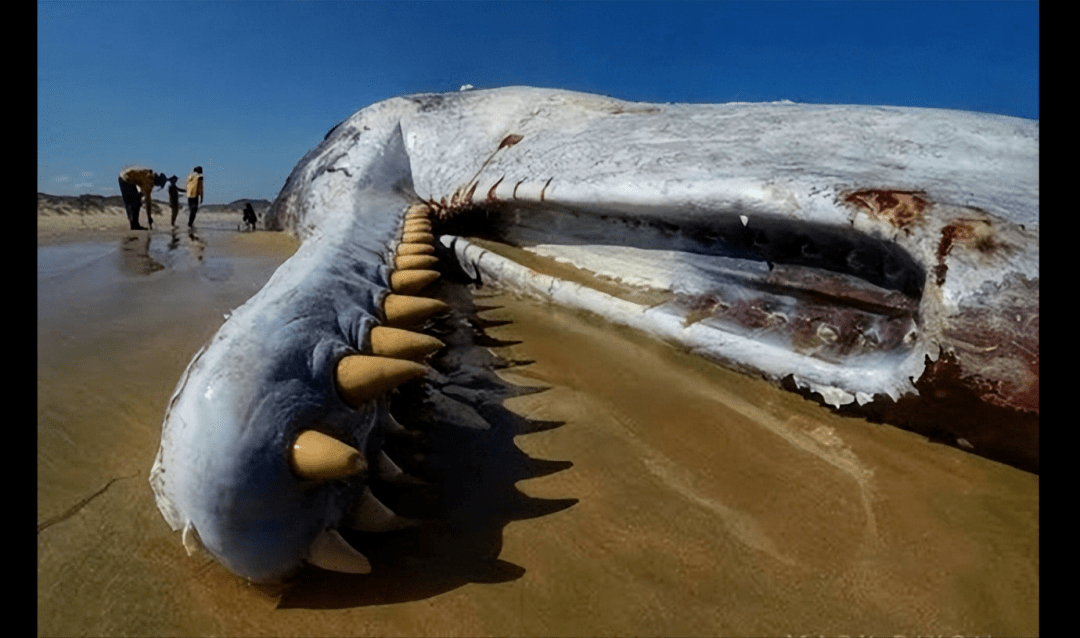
[435,199,924,403]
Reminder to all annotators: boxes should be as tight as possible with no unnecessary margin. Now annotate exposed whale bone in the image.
[150,87,1038,583]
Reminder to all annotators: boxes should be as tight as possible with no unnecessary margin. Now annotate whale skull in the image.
[150,87,1038,583]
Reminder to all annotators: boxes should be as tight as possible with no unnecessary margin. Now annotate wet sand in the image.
[38,216,1038,636]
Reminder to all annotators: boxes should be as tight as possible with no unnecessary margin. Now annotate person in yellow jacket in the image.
[118,165,167,230]
[186,166,204,228]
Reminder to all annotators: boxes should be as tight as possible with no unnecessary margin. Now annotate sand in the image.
[37,212,1038,636]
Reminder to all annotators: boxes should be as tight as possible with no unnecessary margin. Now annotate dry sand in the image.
[37,211,1038,636]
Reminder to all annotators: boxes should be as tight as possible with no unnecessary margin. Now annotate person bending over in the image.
[118,165,167,230]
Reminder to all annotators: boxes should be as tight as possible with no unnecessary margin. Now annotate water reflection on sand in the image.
[37,220,1038,637]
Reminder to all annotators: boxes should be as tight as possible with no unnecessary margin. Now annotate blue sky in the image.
[38,1,1038,204]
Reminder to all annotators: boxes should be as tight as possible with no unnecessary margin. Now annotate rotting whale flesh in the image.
[150,86,1038,583]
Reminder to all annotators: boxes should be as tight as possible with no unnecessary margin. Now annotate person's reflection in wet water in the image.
[119,231,164,275]
[187,228,206,263]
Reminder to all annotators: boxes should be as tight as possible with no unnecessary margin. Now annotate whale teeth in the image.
[396,242,436,256]
[182,522,206,557]
[402,220,432,233]
[404,203,431,219]
[290,430,367,480]
[345,486,419,532]
[375,449,425,484]
[394,254,440,270]
[335,355,427,407]
[369,326,444,360]
[383,412,408,434]
[307,528,372,574]
[382,294,449,326]
[390,269,440,295]
[400,231,435,244]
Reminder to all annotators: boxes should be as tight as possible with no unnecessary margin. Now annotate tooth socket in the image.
[291,430,367,481]
[390,269,440,295]
[335,354,427,407]
[394,254,440,270]
[382,294,449,326]
[370,326,444,360]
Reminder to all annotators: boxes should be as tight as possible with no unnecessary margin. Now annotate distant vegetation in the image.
[37,193,273,216]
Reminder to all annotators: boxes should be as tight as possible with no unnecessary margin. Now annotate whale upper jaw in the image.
[152,86,1039,582]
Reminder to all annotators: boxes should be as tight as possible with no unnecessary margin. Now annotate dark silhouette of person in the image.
[167,175,182,227]
[242,203,258,231]
[118,166,167,230]
[186,166,204,227]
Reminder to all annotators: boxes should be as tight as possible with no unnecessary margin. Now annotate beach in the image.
[37,205,1038,636]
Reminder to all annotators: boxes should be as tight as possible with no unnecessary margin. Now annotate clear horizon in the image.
[39,1,1038,205]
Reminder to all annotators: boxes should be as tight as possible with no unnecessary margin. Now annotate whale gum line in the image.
[38,214,1036,635]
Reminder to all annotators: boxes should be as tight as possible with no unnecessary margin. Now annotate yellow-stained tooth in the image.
[405,203,430,218]
[403,219,432,231]
[400,231,435,244]
[396,242,436,256]
[291,430,367,480]
[390,269,440,295]
[370,326,444,360]
[335,355,427,407]
[394,254,439,270]
[383,294,449,325]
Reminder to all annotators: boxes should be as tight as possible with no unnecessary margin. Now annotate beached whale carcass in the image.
[150,87,1038,583]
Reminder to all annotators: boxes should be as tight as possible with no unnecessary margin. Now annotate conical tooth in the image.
[370,326,444,360]
[396,242,436,256]
[394,254,439,270]
[402,220,432,232]
[182,522,206,557]
[335,355,427,407]
[382,414,424,443]
[346,486,419,532]
[390,269,440,295]
[383,412,408,435]
[291,430,367,480]
[401,231,435,244]
[405,203,431,218]
[383,294,449,326]
[374,450,425,484]
[307,528,371,574]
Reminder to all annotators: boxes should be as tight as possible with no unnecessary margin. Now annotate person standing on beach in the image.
[186,166,204,227]
[242,202,258,231]
[166,175,182,227]
[118,166,167,230]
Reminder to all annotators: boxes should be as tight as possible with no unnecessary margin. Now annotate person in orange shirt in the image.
[118,165,167,230]
[186,166,205,228]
